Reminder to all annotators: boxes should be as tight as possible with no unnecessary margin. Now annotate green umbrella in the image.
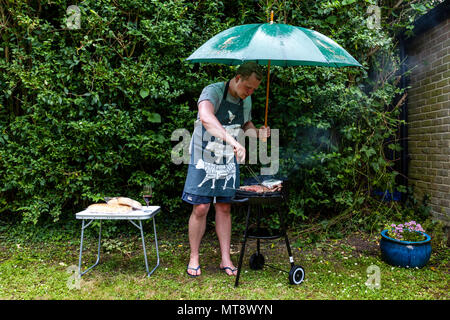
[186,14,362,127]
[186,23,362,67]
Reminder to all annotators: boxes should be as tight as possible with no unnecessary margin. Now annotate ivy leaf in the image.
[342,0,357,5]
[147,113,161,123]
[140,89,149,99]
[326,16,337,25]
[154,134,165,144]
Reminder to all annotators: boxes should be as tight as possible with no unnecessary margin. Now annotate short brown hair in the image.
[236,61,263,81]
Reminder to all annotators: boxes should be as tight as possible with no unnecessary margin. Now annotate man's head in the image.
[235,61,263,81]
[232,62,263,100]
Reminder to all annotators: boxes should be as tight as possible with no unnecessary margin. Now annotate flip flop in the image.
[220,266,238,276]
[186,265,201,277]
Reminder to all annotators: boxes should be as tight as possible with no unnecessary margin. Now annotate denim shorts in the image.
[182,192,233,205]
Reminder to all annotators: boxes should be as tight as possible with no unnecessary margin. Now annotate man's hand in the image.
[259,126,271,139]
[233,143,246,164]
[243,122,271,140]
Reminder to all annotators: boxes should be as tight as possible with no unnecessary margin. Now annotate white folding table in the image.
[75,206,160,278]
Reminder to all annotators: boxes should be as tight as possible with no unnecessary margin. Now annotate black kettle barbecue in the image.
[232,174,305,287]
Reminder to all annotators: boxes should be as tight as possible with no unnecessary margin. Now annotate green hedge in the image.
[0,0,436,225]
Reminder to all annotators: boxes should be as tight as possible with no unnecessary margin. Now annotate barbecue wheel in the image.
[249,253,265,270]
[288,265,305,285]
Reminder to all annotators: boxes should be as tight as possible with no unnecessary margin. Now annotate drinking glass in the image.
[142,184,152,207]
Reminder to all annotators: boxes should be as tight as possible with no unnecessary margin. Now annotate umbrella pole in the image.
[264,11,274,129]
[264,60,271,128]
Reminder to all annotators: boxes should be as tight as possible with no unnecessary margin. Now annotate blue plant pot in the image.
[380,229,432,268]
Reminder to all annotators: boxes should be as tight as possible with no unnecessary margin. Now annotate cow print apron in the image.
[183,81,244,197]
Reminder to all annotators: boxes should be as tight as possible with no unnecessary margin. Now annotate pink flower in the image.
[386,221,427,241]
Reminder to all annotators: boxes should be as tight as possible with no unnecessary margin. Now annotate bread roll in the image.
[87,203,133,213]
[106,197,143,210]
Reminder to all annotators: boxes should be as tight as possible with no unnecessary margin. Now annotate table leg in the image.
[130,219,160,277]
[78,219,102,277]
[150,217,160,276]
[139,220,150,275]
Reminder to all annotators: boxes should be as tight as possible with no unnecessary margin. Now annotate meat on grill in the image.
[239,183,282,193]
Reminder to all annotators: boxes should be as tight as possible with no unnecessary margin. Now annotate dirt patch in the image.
[340,233,380,256]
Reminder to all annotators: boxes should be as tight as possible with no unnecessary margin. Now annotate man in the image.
[182,62,270,277]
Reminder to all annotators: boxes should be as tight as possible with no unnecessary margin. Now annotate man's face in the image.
[235,73,261,100]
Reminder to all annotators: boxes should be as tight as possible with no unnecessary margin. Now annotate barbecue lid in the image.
[242,174,287,186]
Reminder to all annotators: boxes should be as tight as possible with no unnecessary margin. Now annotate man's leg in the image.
[214,202,237,275]
[188,203,210,276]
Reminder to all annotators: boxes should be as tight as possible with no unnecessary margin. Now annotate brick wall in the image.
[406,18,450,227]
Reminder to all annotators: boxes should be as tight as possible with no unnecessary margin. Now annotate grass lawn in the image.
[0,221,448,300]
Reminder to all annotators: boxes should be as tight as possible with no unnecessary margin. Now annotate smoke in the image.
[278,126,338,179]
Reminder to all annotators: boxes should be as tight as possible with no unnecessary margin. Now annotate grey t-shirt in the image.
[197,82,252,124]
[184,81,248,197]
[188,81,252,157]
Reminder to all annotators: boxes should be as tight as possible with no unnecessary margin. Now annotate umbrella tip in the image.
[270,10,274,24]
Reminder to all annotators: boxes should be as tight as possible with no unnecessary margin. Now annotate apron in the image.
[183,81,244,197]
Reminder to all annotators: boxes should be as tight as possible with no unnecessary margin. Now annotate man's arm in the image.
[198,100,246,162]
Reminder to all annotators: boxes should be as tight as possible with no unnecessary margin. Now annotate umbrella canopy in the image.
[186,23,362,68]
[186,18,362,128]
